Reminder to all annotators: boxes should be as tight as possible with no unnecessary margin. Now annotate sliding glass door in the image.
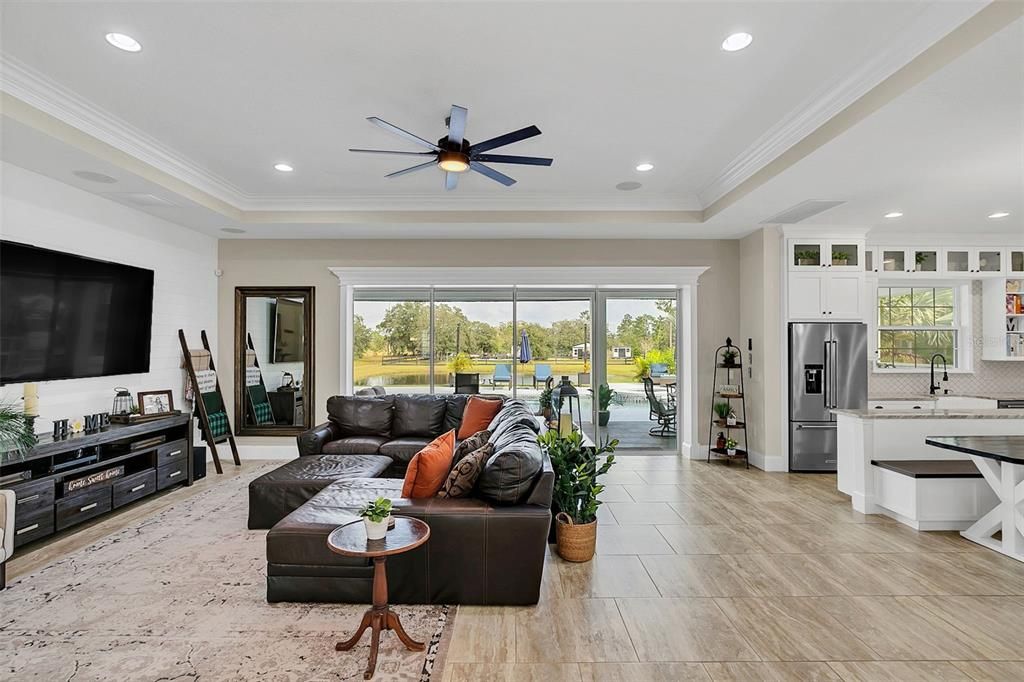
[350,286,680,454]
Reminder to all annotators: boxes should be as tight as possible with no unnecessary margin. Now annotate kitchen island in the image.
[834,406,1024,527]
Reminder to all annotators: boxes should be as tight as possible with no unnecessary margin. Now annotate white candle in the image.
[23,383,39,416]
[558,413,573,437]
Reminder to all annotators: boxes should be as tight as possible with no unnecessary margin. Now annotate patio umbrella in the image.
[518,330,532,363]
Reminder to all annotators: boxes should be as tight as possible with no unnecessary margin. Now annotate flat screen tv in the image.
[1,240,154,384]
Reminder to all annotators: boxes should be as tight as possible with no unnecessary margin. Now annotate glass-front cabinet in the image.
[977,250,1003,274]
[944,249,971,274]
[880,249,906,273]
[912,249,939,273]
[865,246,1017,277]
[790,240,862,271]
[1011,250,1024,274]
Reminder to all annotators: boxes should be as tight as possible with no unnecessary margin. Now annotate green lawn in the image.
[353,354,641,384]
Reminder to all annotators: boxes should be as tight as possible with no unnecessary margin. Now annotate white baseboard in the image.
[219,440,297,461]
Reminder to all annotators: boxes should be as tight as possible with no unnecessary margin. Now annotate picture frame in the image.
[138,390,175,416]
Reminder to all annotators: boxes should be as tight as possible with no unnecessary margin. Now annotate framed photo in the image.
[138,390,174,416]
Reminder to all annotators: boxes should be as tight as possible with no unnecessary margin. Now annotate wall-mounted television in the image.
[1,240,154,384]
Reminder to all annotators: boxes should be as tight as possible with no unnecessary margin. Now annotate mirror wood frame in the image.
[233,286,315,437]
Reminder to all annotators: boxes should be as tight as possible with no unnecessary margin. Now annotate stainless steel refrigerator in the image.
[788,322,867,472]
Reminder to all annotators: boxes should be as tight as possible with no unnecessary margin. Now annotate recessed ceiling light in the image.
[616,181,642,191]
[274,163,294,172]
[988,211,1010,219]
[73,170,118,184]
[105,32,142,53]
[884,212,903,218]
[635,163,654,172]
[721,32,753,52]
[221,227,247,234]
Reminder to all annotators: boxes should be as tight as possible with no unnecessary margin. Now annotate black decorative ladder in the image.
[179,329,241,474]
[707,337,749,468]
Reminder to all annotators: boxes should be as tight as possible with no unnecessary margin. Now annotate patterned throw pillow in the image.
[452,429,490,465]
[438,443,494,499]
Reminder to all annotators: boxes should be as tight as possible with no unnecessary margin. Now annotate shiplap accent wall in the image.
[0,162,217,438]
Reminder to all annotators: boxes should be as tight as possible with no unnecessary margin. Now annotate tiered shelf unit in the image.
[983,277,1024,361]
[707,337,749,468]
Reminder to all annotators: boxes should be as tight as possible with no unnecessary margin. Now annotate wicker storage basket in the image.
[554,512,597,562]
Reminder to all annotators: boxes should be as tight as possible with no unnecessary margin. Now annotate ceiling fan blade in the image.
[470,161,516,186]
[472,153,553,166]
[367,117,440,151]
[349,148,437,157]
[447,105,468,146]
[386,160,437,178]
[469,125,541,154]
[445,172,459,191]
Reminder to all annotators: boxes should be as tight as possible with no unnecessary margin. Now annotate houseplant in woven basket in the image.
[538,429,618,562]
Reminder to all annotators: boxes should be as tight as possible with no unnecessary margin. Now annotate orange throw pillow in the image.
[402,429,455,498]
[458,396,503,439]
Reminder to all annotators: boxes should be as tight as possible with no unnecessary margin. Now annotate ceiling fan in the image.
[349,105,553,190]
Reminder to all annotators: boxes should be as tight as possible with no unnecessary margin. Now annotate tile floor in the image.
[441,454,1024,682]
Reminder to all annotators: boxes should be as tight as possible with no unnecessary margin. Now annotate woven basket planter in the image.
[554,512,597,562]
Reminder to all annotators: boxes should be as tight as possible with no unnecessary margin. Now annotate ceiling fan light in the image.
[438,151,469,173]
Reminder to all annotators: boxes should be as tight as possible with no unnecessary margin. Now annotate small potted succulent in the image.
[713,401,732,425]
[831,250,849,266]
[358,497,393,540]
[725,438,738,456]
[721,348,738,367]
[795,250,818,266]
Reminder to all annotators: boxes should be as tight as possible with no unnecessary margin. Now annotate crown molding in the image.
[0,52,248,206]
[696,1,988,208]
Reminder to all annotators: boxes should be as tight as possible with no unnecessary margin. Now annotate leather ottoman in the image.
[247,454,391,529]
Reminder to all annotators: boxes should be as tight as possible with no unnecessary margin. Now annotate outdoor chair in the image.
[643,377,676,438]
[492,364,512,387]
[532,364,552,388]
[649,363,669,377]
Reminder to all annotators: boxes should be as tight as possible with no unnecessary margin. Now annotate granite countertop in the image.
[833,408,1024,420]
[926,435,1024,465]
[869,393,1024,401]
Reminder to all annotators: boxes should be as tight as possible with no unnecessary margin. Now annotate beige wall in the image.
[218,239,739,450]
[739,228,784,469]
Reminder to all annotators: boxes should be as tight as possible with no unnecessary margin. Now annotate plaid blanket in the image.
[252,401,274,426]
[204,410,230,440]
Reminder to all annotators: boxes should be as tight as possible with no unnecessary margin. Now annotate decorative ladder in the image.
[179,329,241,474]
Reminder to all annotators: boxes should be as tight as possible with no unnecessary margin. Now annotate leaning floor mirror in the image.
[234,287,315,436]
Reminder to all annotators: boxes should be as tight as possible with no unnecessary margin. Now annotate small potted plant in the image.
[795,250,818,266]
[721,348,738,367]
[725,438,738,456]
[915,251,928,271]
[597,383,616,426]
[831,250,848,266]
[358,497,393,540]
[713,401,731,425]
[540,429,618,563]
[538,386,554,421]
[726,408,738,426]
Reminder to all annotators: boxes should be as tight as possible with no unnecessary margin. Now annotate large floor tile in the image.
[579,662,710,681]
[827,660,971,681]
[595,525,675,555]
[515,599,637,663]
[622,484,692,503]
[443,663,582,682]
[814,596,997,660]
[669,500,740,526]
[803,553,947,596]
[616,597,758,662]
[721,554,850,596]
[601,470,648,485]
[605,502,684,525]
[558,555,660,599]
[656,524,765,555]
[911,595,1024,660]
[640,555,757,597]
[951,661,1024,681]
[713,597,876,661]
[704,661,841,681]
[446,606,520,663]
[594,484,633,502]
[887,552,1024,596]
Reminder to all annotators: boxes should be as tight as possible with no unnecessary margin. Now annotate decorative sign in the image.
[64,465,124,495]
[194,370,218,394]
[245,367,262,387]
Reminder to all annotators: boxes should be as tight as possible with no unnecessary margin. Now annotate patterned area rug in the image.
[0,464,456,681]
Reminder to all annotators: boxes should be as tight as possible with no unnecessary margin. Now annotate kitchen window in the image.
[876,286,966,370]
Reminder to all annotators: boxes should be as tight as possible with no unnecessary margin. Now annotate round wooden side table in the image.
[327,516,431,680]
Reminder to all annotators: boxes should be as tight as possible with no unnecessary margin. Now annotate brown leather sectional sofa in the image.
[249,394,553,605]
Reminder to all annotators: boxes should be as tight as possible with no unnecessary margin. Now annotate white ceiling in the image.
[0,0,1020,238]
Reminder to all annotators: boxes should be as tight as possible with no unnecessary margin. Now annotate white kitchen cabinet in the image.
[789,239,862,272]
[787,271,865,321]
[1010,250,1024,274]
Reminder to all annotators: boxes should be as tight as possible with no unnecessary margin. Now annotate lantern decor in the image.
[552,376,583,436]
[112,387,133,417]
